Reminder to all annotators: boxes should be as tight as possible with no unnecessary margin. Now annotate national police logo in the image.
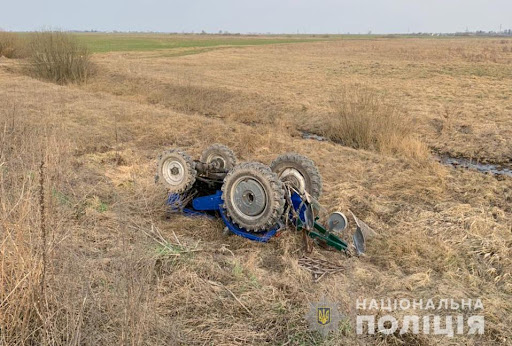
[305,296,343,336]
[317,307,331,325]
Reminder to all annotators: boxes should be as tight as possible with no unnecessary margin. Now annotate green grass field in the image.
[15,32,451,54]
[74,33,337,53]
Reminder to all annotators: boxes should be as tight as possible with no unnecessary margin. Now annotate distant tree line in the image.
[454,29,512,37]
[29,29,512,36]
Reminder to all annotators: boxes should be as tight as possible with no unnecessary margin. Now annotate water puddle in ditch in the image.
[435,155,512,178]
[301,130,512,178]
[301,131,329,142]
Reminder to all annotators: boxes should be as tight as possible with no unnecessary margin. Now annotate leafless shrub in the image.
[316,85,428,159]
[27,31,92,84]
[0,31,26,58]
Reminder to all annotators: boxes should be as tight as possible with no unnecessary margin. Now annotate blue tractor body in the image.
[166,189,350,251]
[158,145,362,254]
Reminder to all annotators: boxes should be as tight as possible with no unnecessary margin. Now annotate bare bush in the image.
[0,31,26,58]
[27,31,92,84]
[317,85,428,159]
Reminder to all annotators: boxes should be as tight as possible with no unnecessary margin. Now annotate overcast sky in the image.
[1,0,510,34]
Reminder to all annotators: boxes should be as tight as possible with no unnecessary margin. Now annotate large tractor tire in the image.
[157,149,196,193]
[200,144,237,171]
[270,153,323,199]
[222,162,285,232]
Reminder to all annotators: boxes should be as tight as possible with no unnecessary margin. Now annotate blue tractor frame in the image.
[166,186,350,252]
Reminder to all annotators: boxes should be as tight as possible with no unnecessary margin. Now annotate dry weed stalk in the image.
[0,126,47,344]
[38,157,48,330]
[10,86,16,131]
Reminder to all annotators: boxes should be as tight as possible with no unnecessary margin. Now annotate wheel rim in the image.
[231,177,267,219]
[279,168,306,194]
[162,159,185,186]
[207,154,227,169]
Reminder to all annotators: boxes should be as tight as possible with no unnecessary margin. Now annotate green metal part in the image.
[310,221,348,251]
[297,218,348,252]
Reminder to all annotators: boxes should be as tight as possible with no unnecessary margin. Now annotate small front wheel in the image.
[156,149,196,193]
[200,144,237,171]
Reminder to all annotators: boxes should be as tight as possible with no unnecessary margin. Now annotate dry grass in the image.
[0,122,73,344]
[88,72,285,126]
[0,113,176,344]
[0,36,511,345]
[27,31,92,84]
[85,37,512,163]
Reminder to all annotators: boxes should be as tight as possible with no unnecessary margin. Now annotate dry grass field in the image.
[1,34,511,345]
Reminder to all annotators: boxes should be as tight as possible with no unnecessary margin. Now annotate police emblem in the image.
[305,296,343,336]
[317,307,331,325]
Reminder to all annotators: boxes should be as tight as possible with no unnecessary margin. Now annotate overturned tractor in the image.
[156,144,366,253]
